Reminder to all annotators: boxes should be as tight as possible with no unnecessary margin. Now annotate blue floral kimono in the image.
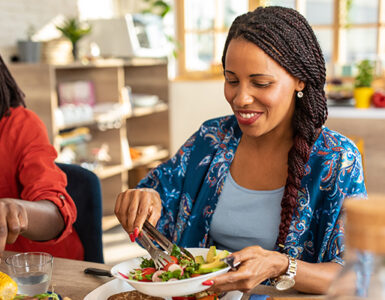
[137,115,366,265]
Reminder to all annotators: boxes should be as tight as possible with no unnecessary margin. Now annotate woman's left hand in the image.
[209,246,288,293]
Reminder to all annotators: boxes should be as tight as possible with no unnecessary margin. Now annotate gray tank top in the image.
[209,172,284,252]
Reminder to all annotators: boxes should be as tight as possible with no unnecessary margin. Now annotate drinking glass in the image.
[5,252,53,296]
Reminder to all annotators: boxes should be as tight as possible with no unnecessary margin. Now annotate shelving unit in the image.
[328,106,385,119]
[9,58,170,216]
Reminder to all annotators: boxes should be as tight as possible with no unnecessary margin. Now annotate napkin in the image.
[248,295,269,300]
[221,290,244,300]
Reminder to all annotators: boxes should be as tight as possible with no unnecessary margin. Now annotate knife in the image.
[84,267,113,277]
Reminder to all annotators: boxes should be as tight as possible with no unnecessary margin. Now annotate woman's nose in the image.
[233,87,254,106]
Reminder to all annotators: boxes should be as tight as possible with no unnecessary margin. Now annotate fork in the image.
[143,220,195,260]
[137,230,173,269]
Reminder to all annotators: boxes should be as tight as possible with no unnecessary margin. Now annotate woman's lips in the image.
[235,111,262,125]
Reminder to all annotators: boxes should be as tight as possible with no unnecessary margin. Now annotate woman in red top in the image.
[0,54,83,260]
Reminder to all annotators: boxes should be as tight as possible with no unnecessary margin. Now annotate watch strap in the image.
[271,254,297,287]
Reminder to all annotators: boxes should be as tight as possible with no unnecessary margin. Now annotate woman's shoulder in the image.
[3,107,47,139]
[314,126,361,157]
[4,106,44,127]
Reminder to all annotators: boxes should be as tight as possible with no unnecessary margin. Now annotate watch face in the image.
[275,276,295,291]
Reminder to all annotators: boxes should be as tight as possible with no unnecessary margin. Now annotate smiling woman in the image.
[114,6,367,296]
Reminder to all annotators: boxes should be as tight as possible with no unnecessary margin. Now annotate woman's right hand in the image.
[0,198,28,256]
[114,188,162,241]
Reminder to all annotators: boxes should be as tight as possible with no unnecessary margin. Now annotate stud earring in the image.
[297,91,304,98]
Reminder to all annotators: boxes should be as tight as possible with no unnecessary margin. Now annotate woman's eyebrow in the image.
[225,70,273,78]
[250,73,274,78]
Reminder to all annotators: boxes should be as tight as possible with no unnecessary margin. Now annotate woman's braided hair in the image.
[222,6,328,249]
[0,55,26,119]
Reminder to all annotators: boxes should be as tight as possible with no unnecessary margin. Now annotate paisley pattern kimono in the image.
[137,115,366,265]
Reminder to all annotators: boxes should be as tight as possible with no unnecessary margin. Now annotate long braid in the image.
[222,6,328,248]
[0,55,26,119]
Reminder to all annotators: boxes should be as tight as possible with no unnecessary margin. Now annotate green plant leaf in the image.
[56,17,92,44]
[354,59,374,88]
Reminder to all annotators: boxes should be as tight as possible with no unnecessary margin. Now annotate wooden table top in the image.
[0,251,324,300]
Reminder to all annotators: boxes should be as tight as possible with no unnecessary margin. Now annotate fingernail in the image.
[129,233,135,242]
[202,280,214,286]
[134,227,140,238]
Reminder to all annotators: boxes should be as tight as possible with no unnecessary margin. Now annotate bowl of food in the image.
[110,246,231,298]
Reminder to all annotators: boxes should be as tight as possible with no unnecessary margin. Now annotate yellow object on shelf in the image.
[354,87,374,109]
[0,271,17,300]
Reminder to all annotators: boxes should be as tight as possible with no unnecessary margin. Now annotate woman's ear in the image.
[296,80,306,91]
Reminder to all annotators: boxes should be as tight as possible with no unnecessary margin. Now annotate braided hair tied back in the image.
[222,6,328,248]
[0,55,26,119]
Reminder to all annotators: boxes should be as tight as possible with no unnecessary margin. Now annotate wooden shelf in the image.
[328,106,385,119]
[131,102,168,117]
[93,149,169,180]
[56,102,168,132]
[94,164,131,180]
[9,60,170,216]
[131,149,169,168]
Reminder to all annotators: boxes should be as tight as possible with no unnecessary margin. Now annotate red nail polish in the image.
[202,280,214,286]
[134,227,140,238]
[129,233,135,242]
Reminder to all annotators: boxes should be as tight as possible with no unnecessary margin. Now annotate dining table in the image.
[0,251,325,300]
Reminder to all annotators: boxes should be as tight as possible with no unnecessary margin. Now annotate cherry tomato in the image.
[141,267,156,275]
[170,255,179,264]
[133,267,156,282]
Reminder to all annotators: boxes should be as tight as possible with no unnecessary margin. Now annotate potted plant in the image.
[354,59,374,109]
[56,18,91,61]
[17,25,41,63]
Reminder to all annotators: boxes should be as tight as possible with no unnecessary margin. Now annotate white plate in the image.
[110,248,232,297]
[83,279,134,300]
[83,278,243,300]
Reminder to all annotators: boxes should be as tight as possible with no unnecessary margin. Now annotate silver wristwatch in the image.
[272,254,297,291]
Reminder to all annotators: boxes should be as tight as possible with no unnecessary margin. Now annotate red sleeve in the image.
[8,107,77,244]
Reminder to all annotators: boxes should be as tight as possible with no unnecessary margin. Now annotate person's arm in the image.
[0,198,64,255]
[16,199,64,240]
[116,130,200,239]
[294,260,342,294]
[7,108,77,244]
[210,246,341,294]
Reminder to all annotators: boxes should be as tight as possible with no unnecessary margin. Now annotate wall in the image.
[169,79,232,154]
[0,0,78,60]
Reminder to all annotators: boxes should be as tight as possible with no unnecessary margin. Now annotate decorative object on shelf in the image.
[326,78,354,107]
[58,80,95,106]
[55,104,94,128]
[354,59,374,109]
[140,0,180,58]
[17,25,41,63]
[92,143,112,164]
[41,38,73,64]
[56,17,91,61]
[132,93,160,107]
[93,102,130,131]
[372,91,385,108]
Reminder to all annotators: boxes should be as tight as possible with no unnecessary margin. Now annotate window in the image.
[175,0,249,78]
[176,0,385,79]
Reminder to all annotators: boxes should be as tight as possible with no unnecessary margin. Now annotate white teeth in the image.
[239,112,257,119]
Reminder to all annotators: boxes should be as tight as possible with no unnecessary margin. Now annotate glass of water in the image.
[5,252,53,296]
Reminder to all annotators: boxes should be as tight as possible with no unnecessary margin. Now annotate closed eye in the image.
[225,78,239,85]
[252,82,271,88]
